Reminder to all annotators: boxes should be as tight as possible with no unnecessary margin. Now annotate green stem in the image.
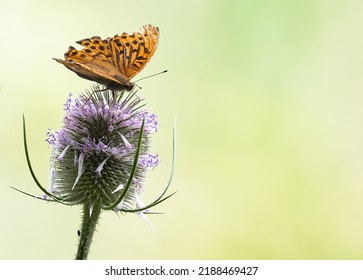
[75,204,102,260]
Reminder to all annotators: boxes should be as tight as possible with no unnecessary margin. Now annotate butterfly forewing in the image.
[108,25,159,80]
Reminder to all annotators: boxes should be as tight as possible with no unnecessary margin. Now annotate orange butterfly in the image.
[54,24,159,91]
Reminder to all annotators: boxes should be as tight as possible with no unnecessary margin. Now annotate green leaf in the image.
[22,115,71,204]
[121,118,177,213]
[102,118,145,210]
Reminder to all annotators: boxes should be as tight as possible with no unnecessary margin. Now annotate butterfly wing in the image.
[109,24,159,80]
[54,36,130,89]
[54,25,159,89]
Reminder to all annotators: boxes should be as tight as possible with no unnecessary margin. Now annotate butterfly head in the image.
[107,80,135,92]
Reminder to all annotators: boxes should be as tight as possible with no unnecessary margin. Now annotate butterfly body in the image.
[54,25,159,91]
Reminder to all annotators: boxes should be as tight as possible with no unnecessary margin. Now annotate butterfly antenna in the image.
[134,84,142,90]
[134,70,168,83]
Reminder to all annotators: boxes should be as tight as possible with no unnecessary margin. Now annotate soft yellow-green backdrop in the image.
[1,0,363,259]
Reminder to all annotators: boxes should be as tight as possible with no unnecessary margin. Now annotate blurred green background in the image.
[1,0,363,259]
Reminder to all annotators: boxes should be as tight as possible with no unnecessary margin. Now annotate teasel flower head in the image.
[17,85,175,219]
[47,88,160,208]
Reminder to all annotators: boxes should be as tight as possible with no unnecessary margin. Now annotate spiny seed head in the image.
[46,87,159,210]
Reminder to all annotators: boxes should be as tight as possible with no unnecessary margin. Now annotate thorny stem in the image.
[75,204,102,260]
